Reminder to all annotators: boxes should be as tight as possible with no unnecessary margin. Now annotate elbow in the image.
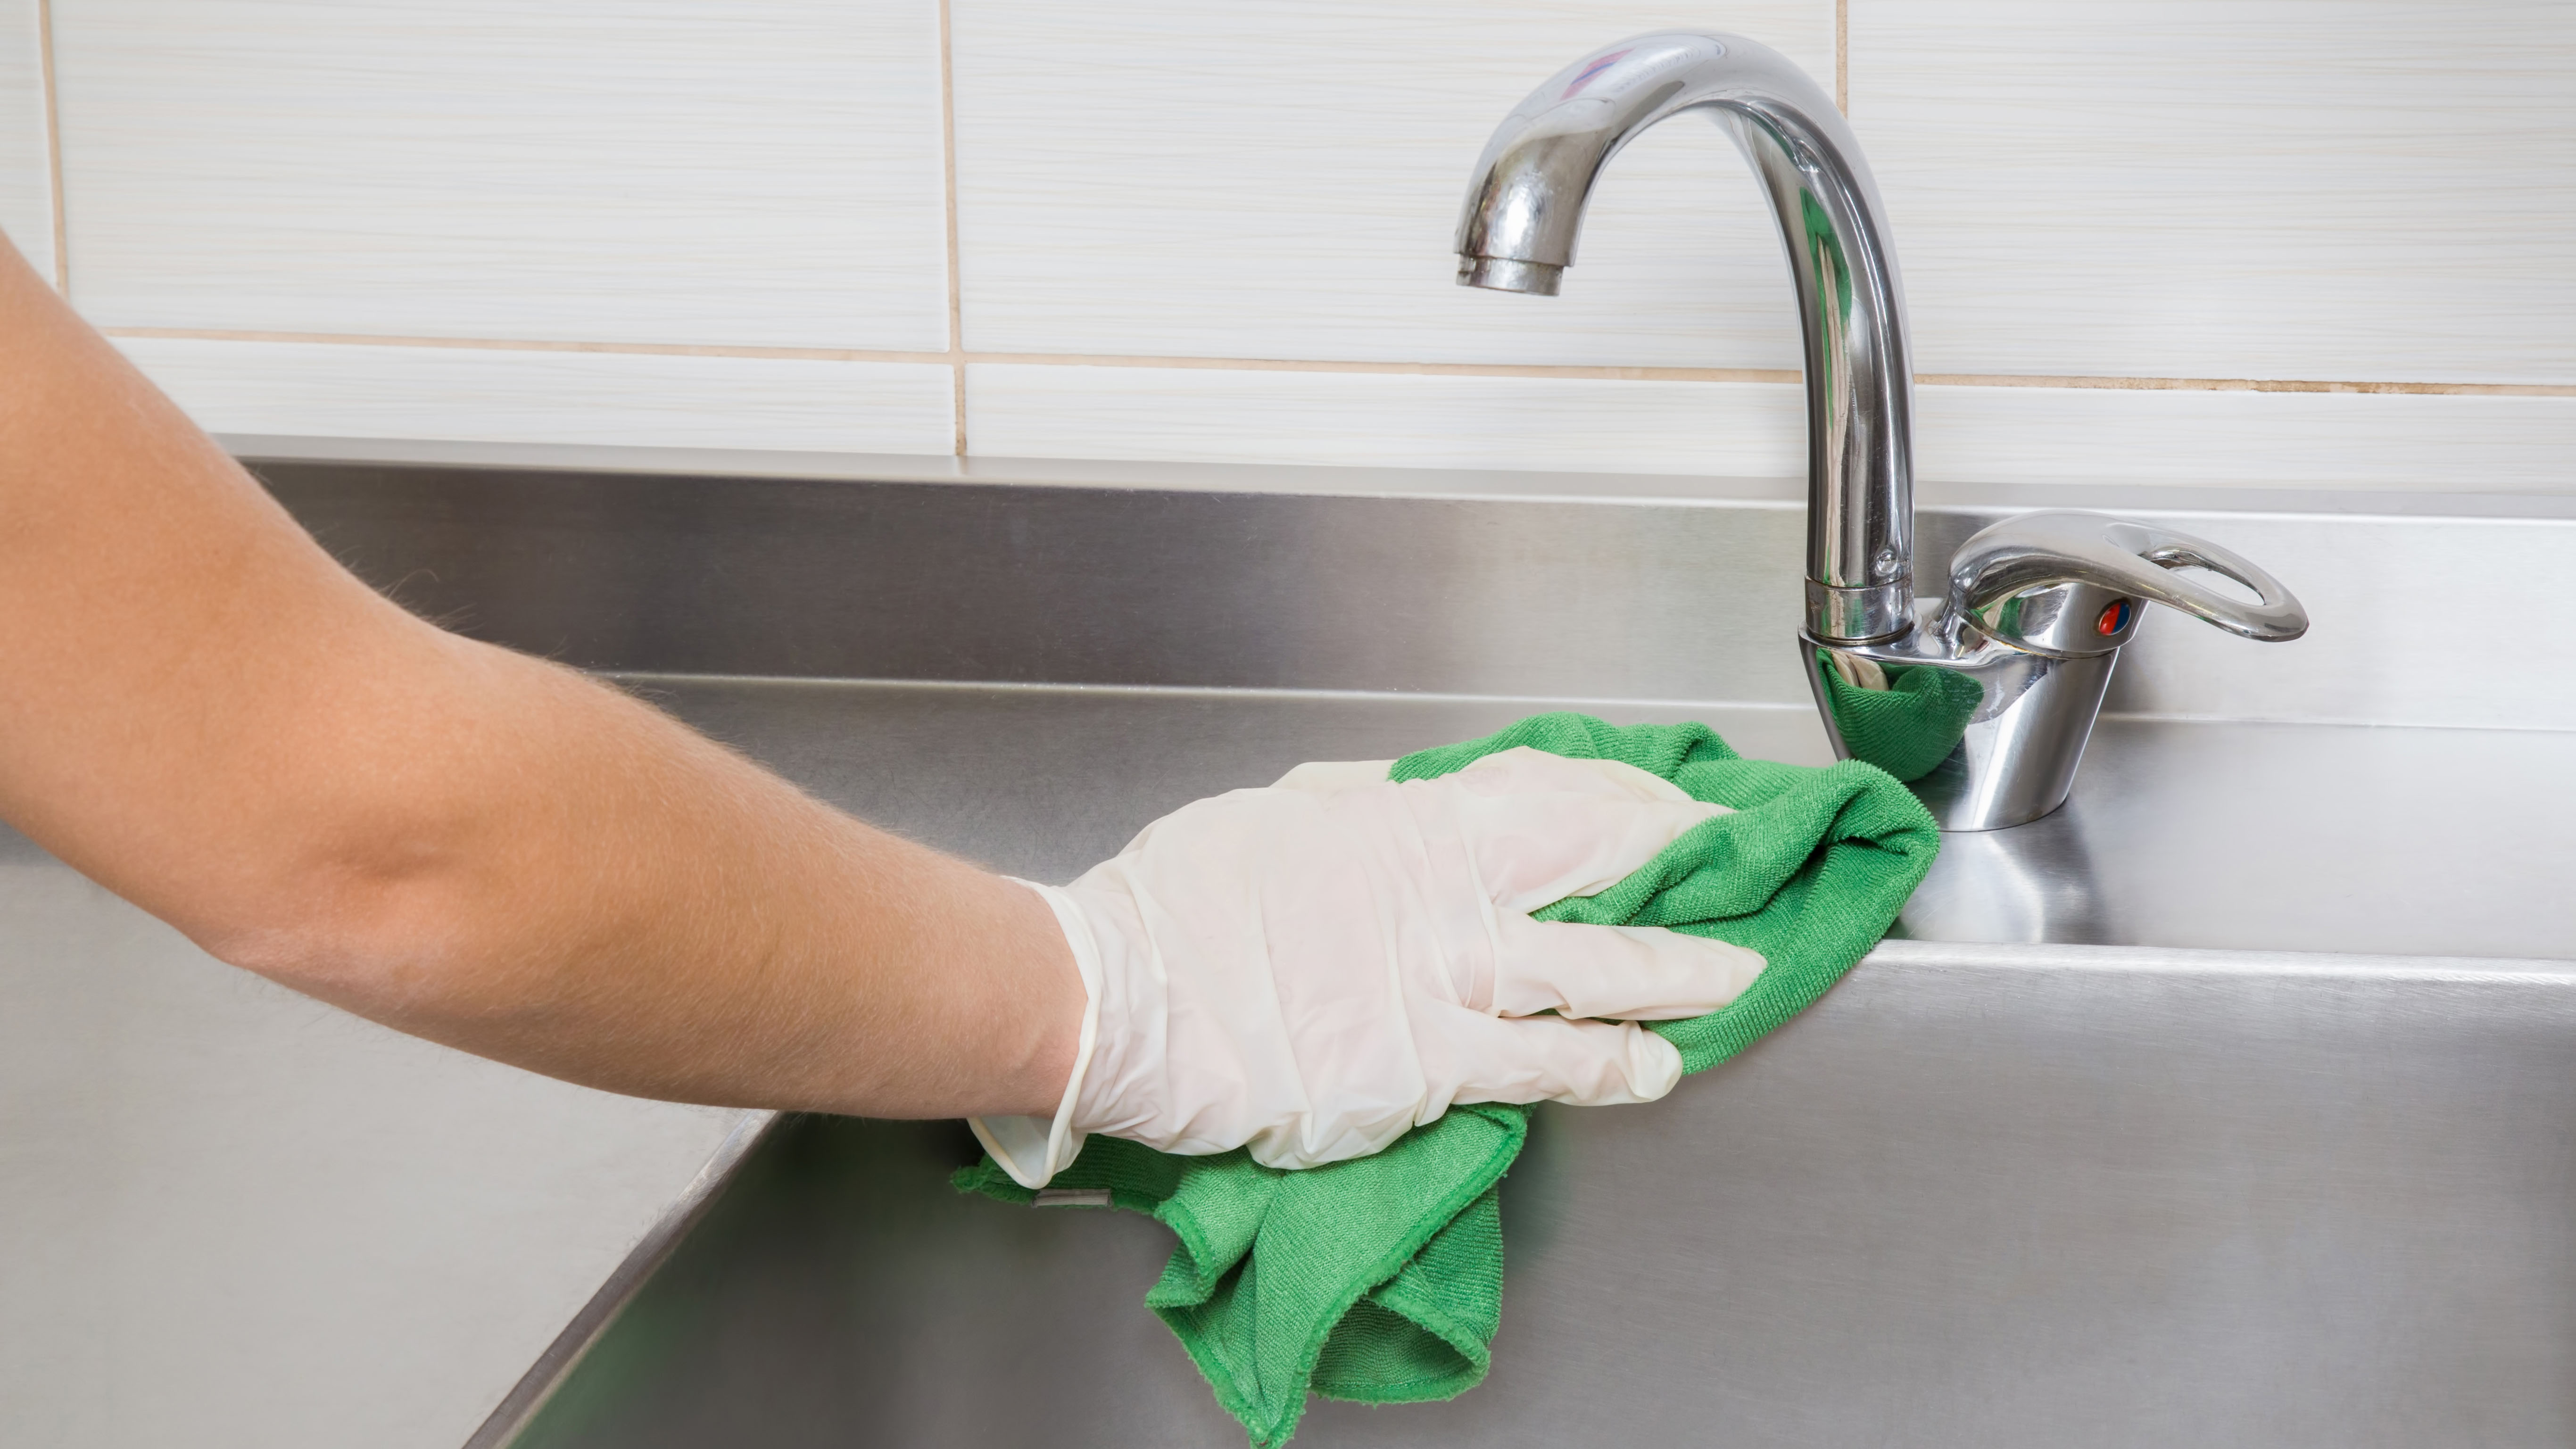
[191,818,493,1021]
[205,903,424,1011]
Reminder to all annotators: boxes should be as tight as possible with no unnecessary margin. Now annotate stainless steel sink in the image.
[234,442,2576,1448]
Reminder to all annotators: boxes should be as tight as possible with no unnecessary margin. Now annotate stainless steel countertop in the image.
[9,451,2568,1448]
[488,676,2576,1449]
[504,937,2576,1449]
[33,675,2557,1449]
[249,452,2576,735]
[0,824,752,1449]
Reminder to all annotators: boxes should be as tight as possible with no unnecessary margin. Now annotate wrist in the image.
[968,878,1101,1188]
[993,873,1089,1115]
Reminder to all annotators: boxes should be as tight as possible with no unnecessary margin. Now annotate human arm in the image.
[0,239,1083,1119]
[0,233,1763,1155]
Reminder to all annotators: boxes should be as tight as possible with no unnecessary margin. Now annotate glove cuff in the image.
[967,878,1102,1189]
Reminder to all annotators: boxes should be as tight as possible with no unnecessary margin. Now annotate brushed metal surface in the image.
[462,1111,783,1449]
[507,939,2576,1449]
[213,451,2576,1444]
[246,454,2576,732]
[491,677,2575,1447]
[253,458,1806,703]
[0,834,748,1449]
[14,451,2568,1448]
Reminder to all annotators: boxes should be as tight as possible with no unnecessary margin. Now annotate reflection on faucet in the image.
[1810,647,1980,782]
[1455,33,2309,831]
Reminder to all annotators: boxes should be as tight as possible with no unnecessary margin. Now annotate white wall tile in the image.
[117,338,956,454]
[967,362,1805,475]
[1851,0,2576,384]
[0,0,50,284]
[32,0,2568,492]
[1917,385,2576,493]
[56,1,950,350]
[952,1,1833,368]
[969,362,2572,494]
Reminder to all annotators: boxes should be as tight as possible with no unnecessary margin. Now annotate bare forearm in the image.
[257,639,1084,1119]
[0,242,1079,1119]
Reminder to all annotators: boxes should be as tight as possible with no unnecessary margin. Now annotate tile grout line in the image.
[935,0,967,457]
[35,0,65,293]
[1917,372,2576,397]
[89,328,2576,398]
[101,327,955,364]
[971,353,1805,384]
[1835,0,1849,114]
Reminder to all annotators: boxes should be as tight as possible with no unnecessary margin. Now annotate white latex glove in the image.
[971,746,1769,1187]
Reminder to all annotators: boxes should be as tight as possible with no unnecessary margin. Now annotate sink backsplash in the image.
[249,452,2575,735]
[22,2,2571,498]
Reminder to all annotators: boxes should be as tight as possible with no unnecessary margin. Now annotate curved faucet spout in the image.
[1455,32,1915,644]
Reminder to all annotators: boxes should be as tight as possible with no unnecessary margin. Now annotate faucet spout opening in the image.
[1455,256,1563,295]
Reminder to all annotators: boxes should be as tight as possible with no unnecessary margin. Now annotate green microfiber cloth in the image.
[1812,649,1984,782]
[956,712,1939,1446]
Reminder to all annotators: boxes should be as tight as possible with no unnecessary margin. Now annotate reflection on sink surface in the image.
[1902,714,2572,956]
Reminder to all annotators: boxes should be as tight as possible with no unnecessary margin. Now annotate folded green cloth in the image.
[956,712,1939,1445]
[1812,649,1984,782]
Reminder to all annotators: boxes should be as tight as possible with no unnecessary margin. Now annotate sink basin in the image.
[232,442,2576,1448]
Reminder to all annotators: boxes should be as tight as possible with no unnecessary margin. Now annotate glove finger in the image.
[1429,1007,1685,1107]
[1438,753,1734,914]
[1490,915,1766,1020]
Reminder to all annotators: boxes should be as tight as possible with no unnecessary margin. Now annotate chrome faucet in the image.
[1454,31,2307,830]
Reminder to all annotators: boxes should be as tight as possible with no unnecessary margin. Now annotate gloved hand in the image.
[971,746,1768,1186]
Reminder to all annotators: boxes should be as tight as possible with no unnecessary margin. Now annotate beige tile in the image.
[967,362,1805,475]
[118,337,956,454]
[968,359,2570,493]
[1851,0,2576,384]
[57,1,949,349]
[0,0,50,284]
[952,1,1834,368]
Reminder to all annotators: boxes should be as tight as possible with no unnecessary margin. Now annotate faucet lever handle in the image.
[1945,510,2308,653]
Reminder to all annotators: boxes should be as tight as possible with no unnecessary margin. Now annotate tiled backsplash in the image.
[12,1,2573,490]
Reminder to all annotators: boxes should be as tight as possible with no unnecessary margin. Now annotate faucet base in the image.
[1801,613,2119,833]
[1800,507,2307,832]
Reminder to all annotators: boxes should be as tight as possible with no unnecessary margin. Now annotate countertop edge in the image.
[462,1108,784,1449]
[1870,938,2576,980]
